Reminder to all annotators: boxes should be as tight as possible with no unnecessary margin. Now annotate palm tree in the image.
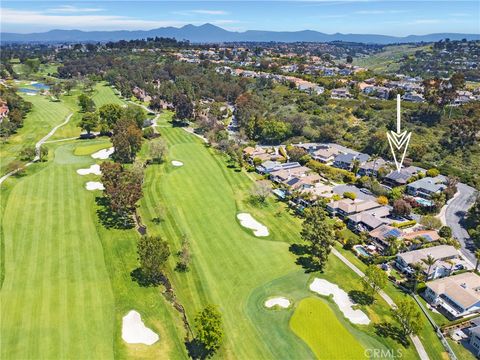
[412,263,425,293]
[475,250,480,273]
[445,259,455,276]
[421,255,438,281]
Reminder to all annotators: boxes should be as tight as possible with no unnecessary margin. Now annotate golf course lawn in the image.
[138,112,424,359]
[1,146,115,359]
[140,120,311,359]
[0,142,187,359]
[0,94,71,174]
[92,82,125,107]
[290,297,366,360]
[0,86,441,359]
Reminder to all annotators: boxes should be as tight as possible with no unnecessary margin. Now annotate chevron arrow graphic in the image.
[387,95,411,172]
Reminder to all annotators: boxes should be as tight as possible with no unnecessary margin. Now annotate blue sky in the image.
[1,1,479,35]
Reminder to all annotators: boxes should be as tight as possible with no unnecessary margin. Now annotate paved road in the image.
[445,182,478,265]
[332,248,430,360]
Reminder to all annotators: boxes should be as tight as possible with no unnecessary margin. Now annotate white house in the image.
[424,272,480,319]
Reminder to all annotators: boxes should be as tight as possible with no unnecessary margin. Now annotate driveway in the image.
[445,182,478,265]
[333,184,376,201]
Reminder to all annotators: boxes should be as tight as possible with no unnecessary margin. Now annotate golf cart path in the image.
[0,113,73,186]
[332,248,430,360]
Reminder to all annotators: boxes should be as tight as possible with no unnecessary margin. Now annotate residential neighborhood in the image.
[1,2,479,360]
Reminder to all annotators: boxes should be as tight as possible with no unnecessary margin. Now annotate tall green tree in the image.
[363,265,388,298]
[194,305,224,353]
[149,138,167,164]
[63,79,77,95]
[98,103,123,130]
[137,235,170,282]
[111,118,143,163]
[123,104,147,129]
[391,298,423,337]
[79,112,99,134]
[475,250,480,273]
[300,205,336,271]
[421,255,438,281]
[100,162,143,219]
[78,94,95,112]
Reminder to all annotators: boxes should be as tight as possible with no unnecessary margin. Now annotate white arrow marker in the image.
[387,95,411,172]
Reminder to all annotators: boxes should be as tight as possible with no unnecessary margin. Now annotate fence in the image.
[412,294,458,360]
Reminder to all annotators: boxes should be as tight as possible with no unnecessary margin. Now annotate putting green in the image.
[73,141,112,156]
[290,297,367,360]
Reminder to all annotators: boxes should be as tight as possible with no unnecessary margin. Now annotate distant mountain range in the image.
[2,23,479,44]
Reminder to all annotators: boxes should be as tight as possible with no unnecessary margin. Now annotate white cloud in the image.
[191,10,229,15]
[0,8,188,31]
[355,10,407,15]
[412,19,441,24]
[47,5,104,13]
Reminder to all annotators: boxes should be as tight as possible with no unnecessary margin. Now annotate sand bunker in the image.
[122,310,159,345]
[85,181,104,191]
[91,147,114,159]
[171,160,184,167]
[77,164,102,176]
[309,278,370,325]
[265,297,290,308]
[237,213,269,237]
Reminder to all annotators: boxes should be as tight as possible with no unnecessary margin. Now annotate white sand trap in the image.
[85,181,104,191]
[77,164,102,176]
[265,297,290,308]
[237,213,269,237]
[171,160,183,167]
[122,310,159,345]
[91,147,114,159]
[309,278,370,325]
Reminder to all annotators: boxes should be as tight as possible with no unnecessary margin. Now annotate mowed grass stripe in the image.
[92,83,125,107]
[58,164,69,359]
[140,124,307,359]
[1,160,115,359]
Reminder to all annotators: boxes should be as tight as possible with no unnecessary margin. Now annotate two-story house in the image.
[424,272,480,319]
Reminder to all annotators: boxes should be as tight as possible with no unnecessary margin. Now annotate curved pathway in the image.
[332,248,430,360]
[0,113,73,186]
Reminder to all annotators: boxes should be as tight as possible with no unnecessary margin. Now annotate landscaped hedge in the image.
[392,220,417,229]
[307,159,355,183]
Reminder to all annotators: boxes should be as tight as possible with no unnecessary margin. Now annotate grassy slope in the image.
[0,140,187,359]
[0,82,119,175]
[290,297,366,359]
[0,95,70,174]
[140,119,313,359]
[0,146,115,359]
[92,83,126,107]
[354,44,432,73]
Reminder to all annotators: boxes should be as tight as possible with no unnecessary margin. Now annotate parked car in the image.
[453,264,465,271]
[402,266,415,276]
[360,188,373,195]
